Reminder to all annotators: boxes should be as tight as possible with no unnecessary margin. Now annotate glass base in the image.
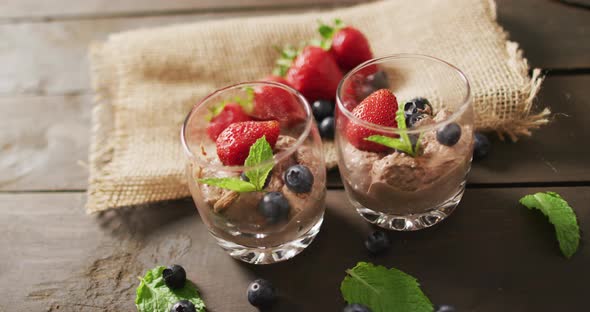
[212,216,323,264]
[352,187,465,231]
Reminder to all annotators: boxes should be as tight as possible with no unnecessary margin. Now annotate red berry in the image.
[206,103,253,141]
[252,76,305,127]
[331,27,376,75]
[345,89,398,152]
[216,120,280,166]
[286,46,343,103]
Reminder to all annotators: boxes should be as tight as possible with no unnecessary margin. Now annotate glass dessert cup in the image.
[335,54,474,231]
[181,81,326,264]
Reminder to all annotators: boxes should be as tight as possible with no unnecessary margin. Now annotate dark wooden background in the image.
[0,0,589,311]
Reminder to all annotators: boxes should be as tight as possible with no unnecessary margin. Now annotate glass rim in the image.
[180,81,313,172]
[336,53,472,135]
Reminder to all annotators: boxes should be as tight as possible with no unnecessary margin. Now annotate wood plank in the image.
[0,75,587,191]
[1,1,588,96]
[2,187,589,311]
[0,0,361,20]
[496,0,590,69]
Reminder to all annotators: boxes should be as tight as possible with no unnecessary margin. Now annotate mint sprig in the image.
[365,107,423,157]
[341,262,433,312]
[198,136,274,192]
[135,266,206,312]
[519,192,580,258]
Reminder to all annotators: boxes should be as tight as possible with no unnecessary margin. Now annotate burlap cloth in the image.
[87,0,549,213]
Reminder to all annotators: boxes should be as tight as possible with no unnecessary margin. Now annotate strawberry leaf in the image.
[314,18,346,51]
[273,45,299,77]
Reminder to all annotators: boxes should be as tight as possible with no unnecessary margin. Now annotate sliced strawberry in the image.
[216,120,280,166]
[206,103,253,140]
[344,89,399,152]
[285,46,343,103]
[251,76,305,127]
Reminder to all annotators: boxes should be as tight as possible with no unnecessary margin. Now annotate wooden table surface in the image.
[1,1,589,311]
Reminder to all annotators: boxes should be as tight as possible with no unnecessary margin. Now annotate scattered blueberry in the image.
[163,265,187,290]
[369,71,389,89]
[247,279,276,308]
[473,132,491,160]
[319,116,335,139]
[406,113,427,128]
[258,192,290,223]
[284,165,314,193]
[170,300,196,312]
[312,99,335,121]
[435,304,457,312]
[404,98,433,119]
[436,122,462,146]
[364,231,391,254]
[344,303,372,312]
[241,171,271,188]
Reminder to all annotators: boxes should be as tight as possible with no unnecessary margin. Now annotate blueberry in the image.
[364,231,391,254]
[369,71,389,89]
[258,192,290,223]
[406,113,427,128]
[170,300,196,312]
[344,303,372,312]
[436,122,462,146]
[319,116,335,139]
[473,132,491,160]
[284,165,314,193]
[163,265,187,290]
[247,279,276,308]
[435,304,457,312]
[241,171,271,188]
[311,99,334,121]
[404,98,433,119]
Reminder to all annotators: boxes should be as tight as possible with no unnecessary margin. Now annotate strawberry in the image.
[318,19,377,75]
[344,89,399,152]
[275,46,343,103]
[206,103,253,140]
[216,120,280,166]
[251,76,306,127]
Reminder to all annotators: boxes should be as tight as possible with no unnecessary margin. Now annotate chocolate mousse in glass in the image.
[335,54,474,231]
[181,81,326,264]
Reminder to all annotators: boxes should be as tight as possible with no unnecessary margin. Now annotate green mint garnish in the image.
[364,107,423,157]
[519,192,580,258]
[198,136,274,192]
[341,262,433,312]
[205,87,254,121]
[135,266,206,312]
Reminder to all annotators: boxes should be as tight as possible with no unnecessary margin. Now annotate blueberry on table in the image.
[311,99,335,121]
[163,265,187,289]
[284,165,314,193]
[473,132,491,160]
[435,304,457,312]
[364,230,391,254]
[247,278,276,308]
[170,300,196,312]
[258,192,290,223]
[344,303,372,312]
[319,116,335,139]
[404,97,433,118]
[436,122,462,146]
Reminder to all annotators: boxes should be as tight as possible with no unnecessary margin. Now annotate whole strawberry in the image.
[275,46,343,103]
[206,103,253,140]
[318,19,376,75]
[251,76,306,127]
[345,89,398,152]
[216,120,280,166]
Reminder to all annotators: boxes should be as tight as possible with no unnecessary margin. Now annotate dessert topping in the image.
[258,191,291,223]
[283,164,314,193]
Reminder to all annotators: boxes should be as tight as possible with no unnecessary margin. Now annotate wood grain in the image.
[2,187,588,311]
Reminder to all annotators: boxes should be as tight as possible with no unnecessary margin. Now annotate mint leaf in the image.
[341,262,433,312]
[198,177,256,192]
[136,266,205,312]
[244,136,274,190]
[365,135,413,155]
[519,192,580,258]
[364,106,424,157]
